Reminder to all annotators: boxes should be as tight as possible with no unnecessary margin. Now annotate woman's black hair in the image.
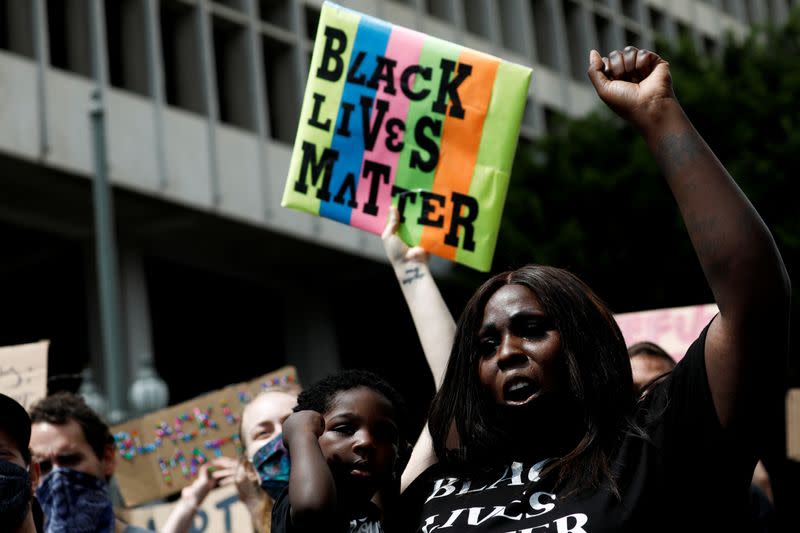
[428,265,639,498]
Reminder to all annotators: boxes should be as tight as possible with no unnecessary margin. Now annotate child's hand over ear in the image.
[283,410,325,449]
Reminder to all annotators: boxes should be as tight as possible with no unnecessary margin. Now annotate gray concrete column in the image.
[82,248,111,418]
[121,250,169,416]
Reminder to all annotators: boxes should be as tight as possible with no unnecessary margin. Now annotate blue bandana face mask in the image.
[35,467,115,533]
[252,433,290,500]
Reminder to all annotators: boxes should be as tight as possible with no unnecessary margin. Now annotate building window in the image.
[47,0,91,77]
[531,0,559,69]
[426,0,453,22]
[594,13,616,56]
[260,0,291,27]
[464,0,492,39]
[263,34,298,144]
[160,0,204,114]
[105,0,148,96]
[304,5,319,42]
[564,1,585,82]
[0,0,34,58]
[498,1,528,55]
[624,28,641,48]
[212,14,252,130]
[621,0,639,22]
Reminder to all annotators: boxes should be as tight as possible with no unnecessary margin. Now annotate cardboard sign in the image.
[615,304,718,361]
[789,388,800,462]
[282,2,532,271]
[0,341,49,410]
[122,485,253,533]
[112,366,298,506]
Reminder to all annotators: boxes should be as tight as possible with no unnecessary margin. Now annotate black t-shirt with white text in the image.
[271,487,384,533]
[400,322,757,532]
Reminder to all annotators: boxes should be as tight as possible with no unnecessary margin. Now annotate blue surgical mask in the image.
[36,467,114,533]
[0,460,31,531]
[252,433,290,499]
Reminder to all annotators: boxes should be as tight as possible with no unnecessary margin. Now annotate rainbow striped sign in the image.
[281,2,532,271]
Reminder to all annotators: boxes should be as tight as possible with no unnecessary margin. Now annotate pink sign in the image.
[615,304,718,362]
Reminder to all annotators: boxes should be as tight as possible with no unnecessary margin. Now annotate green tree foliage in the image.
[494,9,800,334]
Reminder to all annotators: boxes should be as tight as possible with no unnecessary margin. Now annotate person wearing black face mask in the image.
[0,393,41,533]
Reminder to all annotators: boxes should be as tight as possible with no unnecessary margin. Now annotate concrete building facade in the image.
[0,0,792,420]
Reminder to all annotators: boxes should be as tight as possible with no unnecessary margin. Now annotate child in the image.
[270,370,408,533]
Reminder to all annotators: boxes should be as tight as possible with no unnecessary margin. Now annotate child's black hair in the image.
[294,369,409,443]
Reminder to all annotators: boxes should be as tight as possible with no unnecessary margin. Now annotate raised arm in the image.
[382,206,456,388]
[282,410,342,530]
[588,47,790,429]
[381,207,456,491]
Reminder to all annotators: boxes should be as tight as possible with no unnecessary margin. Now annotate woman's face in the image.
[241,391,298,461]
[477,284,564,410]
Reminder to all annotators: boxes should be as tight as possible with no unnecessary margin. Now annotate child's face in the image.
[318,387,399,500]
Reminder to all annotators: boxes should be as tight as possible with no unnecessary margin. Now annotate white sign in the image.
[0,341,49,410]
[123,485,253,533]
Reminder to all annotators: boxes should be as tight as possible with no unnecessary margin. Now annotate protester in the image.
[392,46,790,532]
[237,387,301,532]
[271,370,409,533]
[0,393,41,533]
[28,392,154,533]
[627,340,676,393]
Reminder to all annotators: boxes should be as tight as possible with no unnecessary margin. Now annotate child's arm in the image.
[282,410,342,530]
[588,47,790,430]
[381,207,456,492]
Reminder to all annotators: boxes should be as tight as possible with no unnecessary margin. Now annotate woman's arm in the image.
[588,47,791,429]
[381,207,456,491]
[382,206,456,389]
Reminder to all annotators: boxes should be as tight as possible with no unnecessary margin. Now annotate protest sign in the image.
[0,341,48,410]
[281,1,532,271]
[615,304,718,361]
[122,485,251,533]
[789,388,800,461]
[112,366,298,506]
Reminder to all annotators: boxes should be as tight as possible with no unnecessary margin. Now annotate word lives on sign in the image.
[282,2,532,271]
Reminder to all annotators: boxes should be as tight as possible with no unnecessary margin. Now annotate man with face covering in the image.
[28,392,152,533]
[0,393,41,533]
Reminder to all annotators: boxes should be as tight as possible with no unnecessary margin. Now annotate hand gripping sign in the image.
[282,2,532,271]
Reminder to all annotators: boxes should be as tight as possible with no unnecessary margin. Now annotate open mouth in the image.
[503,377,540,405]
[349,461,373,478]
